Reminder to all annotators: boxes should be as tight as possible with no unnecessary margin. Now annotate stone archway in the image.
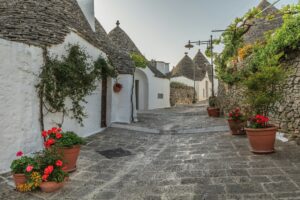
[134,68,149,111]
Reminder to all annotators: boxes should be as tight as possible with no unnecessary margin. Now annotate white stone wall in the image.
[0,39,44,173]
[0,32,109,172]
[110,74,134,124]
[138,67,170,110]
[76,0,95,31]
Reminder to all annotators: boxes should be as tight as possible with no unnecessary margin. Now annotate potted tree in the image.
[35,148,68,193]
[243,66,286,154]
[10,151,39,189]
[227,107,246,135]
[42,127,85,172]
[207,96,220,117]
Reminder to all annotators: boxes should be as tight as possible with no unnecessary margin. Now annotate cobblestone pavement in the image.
[1,106,300,200]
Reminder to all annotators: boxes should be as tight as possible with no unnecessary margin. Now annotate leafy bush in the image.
[130,52,147,68]
[208,96,219,108]
[55,131,86,148]
[10,154,38,174]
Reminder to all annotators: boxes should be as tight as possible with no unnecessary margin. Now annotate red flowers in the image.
[16,151,23,157]
[42,174,49,181]
[42,127,63,148]
[228,108,244,121]
[249,114,269,128]
[26,165,34,172]
[55,160,63,167]
[44,165,54,175]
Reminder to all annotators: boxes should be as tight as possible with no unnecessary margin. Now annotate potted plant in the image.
[227,108,246,135]
[245,115,277,153]
[42,128,85,172]
[242,65,286,154]
[10,151,39,189]
[207,96,220,117]
[113,82,123,93]
[35,148,68,193]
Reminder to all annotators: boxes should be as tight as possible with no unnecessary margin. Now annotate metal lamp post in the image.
[185,35,215,97]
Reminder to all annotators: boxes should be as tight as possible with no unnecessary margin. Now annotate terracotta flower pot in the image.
[207,107,220,117]
[245,126,278,154]
[58,145,81,173]
[228,120,246,135]
[113,84,122,93]
[13,174,27,187]
[40,181,64,193]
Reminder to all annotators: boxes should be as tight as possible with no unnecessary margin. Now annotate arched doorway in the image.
[134,68,149,111]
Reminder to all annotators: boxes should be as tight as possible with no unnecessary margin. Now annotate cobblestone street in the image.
[1,105,300,200]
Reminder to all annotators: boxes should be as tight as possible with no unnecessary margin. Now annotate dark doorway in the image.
[101,78,107,127]
[135,80,139,110]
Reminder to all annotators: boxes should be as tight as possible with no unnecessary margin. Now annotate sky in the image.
[95,0,298,69]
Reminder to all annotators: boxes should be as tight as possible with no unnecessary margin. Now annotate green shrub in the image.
[55,131,86,148]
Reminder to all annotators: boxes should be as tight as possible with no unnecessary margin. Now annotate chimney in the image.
[77,0,95,31]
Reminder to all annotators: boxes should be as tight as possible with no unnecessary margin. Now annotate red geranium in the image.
[42,174,49,181]
[16,151,23,157]
[228,107,244,122]
[249,114,269,128]
[44,165,54,175]
[55,160,63,167]
[42,127,64,148]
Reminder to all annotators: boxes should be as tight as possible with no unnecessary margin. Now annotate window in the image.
[158,93,164,99]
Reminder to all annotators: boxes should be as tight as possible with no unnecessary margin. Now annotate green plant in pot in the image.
[227,107,246,135]
[35,148,68,193]
[207,96,220,117]
[10,151,40,191]
[42,127,85,173]
[243,65,287,153]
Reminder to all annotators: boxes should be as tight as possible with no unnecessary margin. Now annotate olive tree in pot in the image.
[42,127,85,172]
[243,66,287,154]
[207,96,220,117]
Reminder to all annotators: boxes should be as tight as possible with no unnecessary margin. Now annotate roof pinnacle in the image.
[116,20,120,26]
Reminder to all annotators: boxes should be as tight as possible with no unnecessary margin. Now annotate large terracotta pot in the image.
[245,126,278,154]
[207,107,220,117]
[40,181,64,193]
[58,145,81,173]
[13,174,26,187]
[228,120,246,135]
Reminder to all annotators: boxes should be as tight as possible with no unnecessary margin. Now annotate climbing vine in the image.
[37,44,117,127]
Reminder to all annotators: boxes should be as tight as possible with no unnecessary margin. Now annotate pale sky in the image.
[95,0,298,68]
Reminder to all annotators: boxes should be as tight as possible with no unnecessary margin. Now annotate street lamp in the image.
[184,35,215,97]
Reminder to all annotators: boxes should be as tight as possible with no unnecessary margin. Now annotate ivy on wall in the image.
[37,44,117,127]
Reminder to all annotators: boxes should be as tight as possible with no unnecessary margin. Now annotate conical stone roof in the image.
[108,21,167,78]
[0,0,134,74]
[172,53,205,81]
[243,0,283,44]
[193,50,210,81]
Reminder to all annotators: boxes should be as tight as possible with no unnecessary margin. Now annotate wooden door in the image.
[101,78,107,127]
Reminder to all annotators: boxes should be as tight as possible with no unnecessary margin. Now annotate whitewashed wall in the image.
[0,39,44,173]
[110,74,134,124]
[138,67,170,110]
[76,0,95,31]
[171,76,195,87]
[134,68,149,110]
[0,32,109,172]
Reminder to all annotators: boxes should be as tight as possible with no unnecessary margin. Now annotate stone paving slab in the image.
[0,106,300,200]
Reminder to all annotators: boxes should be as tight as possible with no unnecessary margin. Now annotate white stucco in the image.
[0,38,44,173]
[135,67,170,110]
[76,0,95,31]
[0,32,109,173]
[110,74,134,124]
